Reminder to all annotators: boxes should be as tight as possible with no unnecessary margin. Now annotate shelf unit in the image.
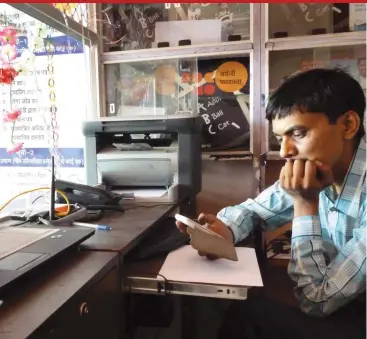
[98,3,366,191]
[98,4,261,162]
[261,3,366,165]
[9,3,365,194]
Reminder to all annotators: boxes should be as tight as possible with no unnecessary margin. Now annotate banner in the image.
[0,4,88,204]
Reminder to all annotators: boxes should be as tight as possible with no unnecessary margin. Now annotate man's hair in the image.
[266,68,366,140]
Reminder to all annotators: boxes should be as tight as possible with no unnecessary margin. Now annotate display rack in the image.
[6,3,365,194]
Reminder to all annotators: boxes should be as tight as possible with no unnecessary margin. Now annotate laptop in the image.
[0,225,94,296]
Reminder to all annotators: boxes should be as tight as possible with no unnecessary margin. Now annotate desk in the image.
[124,255,249,300]
[0,251,121,339]
[79,203,253,339]
[79,203,251,301]
[0,203,256,339]
[0,204,178,339]
[80,204,177,253]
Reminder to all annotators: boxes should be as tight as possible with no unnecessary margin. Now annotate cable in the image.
[265,232,292,260]
[123,203,175,211]
[127,272,172,339]
[0,187,70,217]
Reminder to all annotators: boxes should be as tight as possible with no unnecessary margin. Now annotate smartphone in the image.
[175,214,221,237]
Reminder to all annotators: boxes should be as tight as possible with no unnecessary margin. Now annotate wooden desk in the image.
[124,254,249,300]
[0,204,178,339]
[81,204,177,253]
[0,251,121,339]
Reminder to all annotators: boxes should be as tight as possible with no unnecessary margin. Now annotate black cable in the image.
[127,272,172,339]
[49,155,55,221]
[123,203,175,211]
[31,195,45,205]
[12,220,30,226]
[265,233,292,260]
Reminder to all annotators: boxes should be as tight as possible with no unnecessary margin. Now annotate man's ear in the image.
[339,111,360,140]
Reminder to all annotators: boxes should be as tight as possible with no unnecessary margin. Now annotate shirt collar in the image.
[334,137,366,218]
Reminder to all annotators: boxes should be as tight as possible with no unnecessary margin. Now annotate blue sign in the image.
[16,35,84,57]
[0,148,84,168]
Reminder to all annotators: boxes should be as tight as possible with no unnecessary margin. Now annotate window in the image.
[0,4,95,208]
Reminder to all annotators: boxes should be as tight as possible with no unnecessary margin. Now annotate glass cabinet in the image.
[101,3,251,52]
[264,3,366,157]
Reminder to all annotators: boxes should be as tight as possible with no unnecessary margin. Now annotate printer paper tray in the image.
[112,187,177,203]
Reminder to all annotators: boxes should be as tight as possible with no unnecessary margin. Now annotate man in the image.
[177,68,366,339]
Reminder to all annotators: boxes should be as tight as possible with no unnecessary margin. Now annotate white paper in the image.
[154,20,221,47]
[0,227,59,260]
[159,246,263,287]
[113,188,167,198]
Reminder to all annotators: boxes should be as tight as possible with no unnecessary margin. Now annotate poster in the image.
[0,5,88,205]
[196,57,250,150]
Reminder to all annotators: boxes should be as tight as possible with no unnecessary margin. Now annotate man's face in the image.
[358,59,366,78]
[272,111,346,167]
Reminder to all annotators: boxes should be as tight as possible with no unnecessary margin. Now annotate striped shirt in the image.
[217,138,366,317]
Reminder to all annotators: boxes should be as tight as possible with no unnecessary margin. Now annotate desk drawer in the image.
[124,255,249,300]
[35,264,122,339]
[125,275,248,300]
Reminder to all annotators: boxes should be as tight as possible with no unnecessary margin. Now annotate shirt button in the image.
[329,207,337,212]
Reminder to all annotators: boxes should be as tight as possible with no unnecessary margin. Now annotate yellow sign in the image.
[215,61,248,92]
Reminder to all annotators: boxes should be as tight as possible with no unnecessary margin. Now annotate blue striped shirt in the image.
[217,138,366,317]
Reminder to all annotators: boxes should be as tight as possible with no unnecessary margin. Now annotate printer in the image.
[82,116,202,212]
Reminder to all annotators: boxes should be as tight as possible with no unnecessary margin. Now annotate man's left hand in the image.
[280,160,333,216]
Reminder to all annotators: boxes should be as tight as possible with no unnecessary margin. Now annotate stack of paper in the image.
[158,246,263,287]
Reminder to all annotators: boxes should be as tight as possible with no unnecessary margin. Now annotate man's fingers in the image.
[176,221,188,235]
[279,166,285,188]
[284,160,293,177]
[304,160,317,189]
[283,161,293,189]
[198,213,217,225]
[198,251,218,260]
[292,160,305,189]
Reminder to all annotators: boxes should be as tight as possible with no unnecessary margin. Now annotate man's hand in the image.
[176,213,234,259]
[280,160,333,216]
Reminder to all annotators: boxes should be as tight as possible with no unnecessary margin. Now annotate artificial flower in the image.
[0,27,17,45]
[14,62,30,75]
[0,44,17,62]
[35,24,48,38]
[33,36,44,50]
[0,67,18,84]
[1,62,11,69]
[7,142,23,154]
[3,109,21,123]
[20,49,35,65]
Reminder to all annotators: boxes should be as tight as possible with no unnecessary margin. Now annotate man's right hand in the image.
[176,213,234,259]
